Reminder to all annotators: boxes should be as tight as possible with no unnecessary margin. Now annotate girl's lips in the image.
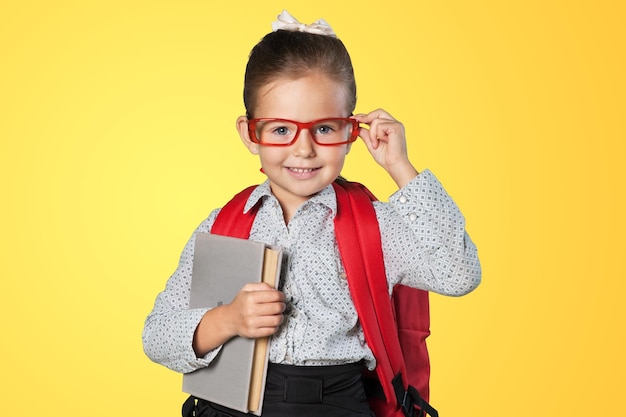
[286,166,320,178]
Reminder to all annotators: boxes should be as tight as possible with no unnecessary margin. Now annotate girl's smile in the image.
[286,166,320,178]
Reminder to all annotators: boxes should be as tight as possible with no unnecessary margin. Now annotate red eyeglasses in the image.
[248,117,359,146]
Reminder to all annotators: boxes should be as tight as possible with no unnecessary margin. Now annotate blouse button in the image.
[399,195,408,204]
[339,272,347,280]
[408,213,418,222]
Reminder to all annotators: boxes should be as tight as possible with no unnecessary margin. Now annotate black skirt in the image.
[184,362,375,417]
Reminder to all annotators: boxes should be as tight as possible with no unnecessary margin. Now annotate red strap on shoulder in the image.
[210,185,258,238]
[332,181,407,409]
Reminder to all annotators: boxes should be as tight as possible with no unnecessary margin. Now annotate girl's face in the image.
[237,72,352,218]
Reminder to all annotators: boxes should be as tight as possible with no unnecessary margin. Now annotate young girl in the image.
[143,10,481,417]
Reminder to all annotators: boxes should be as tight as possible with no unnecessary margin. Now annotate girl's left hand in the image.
[353,109,419,188]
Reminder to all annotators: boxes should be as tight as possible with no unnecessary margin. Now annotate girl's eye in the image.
[272,126,291,135]
[315,125,334,135]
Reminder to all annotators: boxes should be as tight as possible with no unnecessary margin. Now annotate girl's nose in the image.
[293,128,316,157]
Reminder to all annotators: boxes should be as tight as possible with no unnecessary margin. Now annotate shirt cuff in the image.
[389,169,451,220]
[178,308,224,373]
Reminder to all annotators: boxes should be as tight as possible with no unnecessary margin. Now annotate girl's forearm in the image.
[192,305,235,357]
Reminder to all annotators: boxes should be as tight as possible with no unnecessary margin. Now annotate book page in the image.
[247,247,280,412]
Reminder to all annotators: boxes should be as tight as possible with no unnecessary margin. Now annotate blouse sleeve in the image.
[376,169,481,296]
[142,209,224,373]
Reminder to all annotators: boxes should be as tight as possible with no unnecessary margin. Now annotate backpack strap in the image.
[332,182,405,404]
[210,185,258,238]
[332,181,437,417]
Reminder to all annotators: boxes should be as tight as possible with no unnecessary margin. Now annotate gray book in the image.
[183,233,283,416]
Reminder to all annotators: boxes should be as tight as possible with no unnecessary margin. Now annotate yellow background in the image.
[1,1,624,416]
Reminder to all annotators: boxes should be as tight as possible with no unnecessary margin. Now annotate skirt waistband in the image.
[264,362,367,405]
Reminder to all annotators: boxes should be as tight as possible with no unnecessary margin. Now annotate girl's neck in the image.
[269,185,312,224]
[278,196,307,224]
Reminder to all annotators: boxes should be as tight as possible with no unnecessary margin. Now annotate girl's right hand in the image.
[226,282,286,339]
[193,282,285,357]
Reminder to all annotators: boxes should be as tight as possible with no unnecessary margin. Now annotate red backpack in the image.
[210,180,438,417]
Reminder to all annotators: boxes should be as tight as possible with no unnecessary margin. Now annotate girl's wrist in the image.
[387,159,419,189]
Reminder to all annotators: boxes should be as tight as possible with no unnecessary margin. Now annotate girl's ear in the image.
[236,116,260,155]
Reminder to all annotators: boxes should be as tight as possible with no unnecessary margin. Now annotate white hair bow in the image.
[271,10,337,38]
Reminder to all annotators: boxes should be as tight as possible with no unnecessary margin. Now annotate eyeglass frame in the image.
[247,117,360,146]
